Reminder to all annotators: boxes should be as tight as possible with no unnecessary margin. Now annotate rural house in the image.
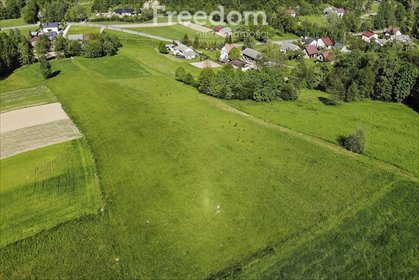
[303,37,317,47]
[30,36,39,47]
[317,52,335,62]
[219,43,238,61]
[384,26,401,37]
[287,9,297,17]
[391,34,412,43]
[317,36,333,49]
[304,45,318,58]
[114,8,135,16]
[334,43,350,53]
[173,43,196,59]
[42,22,59,33]
[218,27,233,37]
[323,7,334,15]
[336,8,345,17]
[362,31,378,43]
[242,48,262,61]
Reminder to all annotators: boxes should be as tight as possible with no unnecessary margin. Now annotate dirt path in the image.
[211,99,418,182]
[0,103,69,133]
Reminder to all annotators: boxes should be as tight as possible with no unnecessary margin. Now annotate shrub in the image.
[175,67,186,81]
[158,42,169,54]
[343,128,366,154]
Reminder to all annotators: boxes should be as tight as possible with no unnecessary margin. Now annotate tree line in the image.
[0,29,122,77]
[175,65,299,102]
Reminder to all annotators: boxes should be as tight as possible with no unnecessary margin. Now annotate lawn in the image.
[0,31,417,279]
[299,15,328,27]
[0,85,56,112]
[129,24,224,43]
[0,17,26,28]
[67,25,100,35]
[227,89,419,176]
[0,139,102,247]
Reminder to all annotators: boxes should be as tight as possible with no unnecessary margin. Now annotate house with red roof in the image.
[317,36,333,49]
[317,52,335,62]
[30,36,40,47]
[362,31,378,43]
[384,26,401,37]
[287,9,297,17]
[304,45,318,58]
[213,26,223,33]
[336,8,345,17]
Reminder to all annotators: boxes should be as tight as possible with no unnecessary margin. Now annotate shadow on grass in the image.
[337,135,347,147]
[48,70,61,79]
[318,97,337,106]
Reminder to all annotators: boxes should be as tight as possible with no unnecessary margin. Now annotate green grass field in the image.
[299,15,328,27]
[67,26,100,35]
[227,89,419,176]
[0,139,102,247]
[0,17,26,28]
[0,31,417,279]
[129,24,224,43]
[0,85,56,112]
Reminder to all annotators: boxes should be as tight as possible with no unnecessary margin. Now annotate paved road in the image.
[69,22,173,42]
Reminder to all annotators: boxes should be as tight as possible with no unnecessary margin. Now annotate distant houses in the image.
[114,8,135,16]
[317,36,333,49]
[323,7,345,17]
[213,26,233,37]
[219,43,239,61]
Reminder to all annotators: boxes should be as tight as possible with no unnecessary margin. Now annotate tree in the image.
[54,36,67,58]
[198,68,215,95]
[82,40,103,58]
[21,0,38,23]
[65,5,88,22]
[229,47,241,60]
[393,62,418,102]
[66,40,82,56]
[158,42,169,54]
[39,55,52,79]
[182,34,190,45]
[342,128,366,154]
[193,36,200,49]
[175,67,187,81]
[35,35,50,57]
[18,40,33,65]
[280,83,299,100]
[346,81,360,102]
[0,31,19,76]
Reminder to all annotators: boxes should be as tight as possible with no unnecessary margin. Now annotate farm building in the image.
[219,43,239,61]
[173,43,196,59]
[317,36,333,49]
[242,48,262,61]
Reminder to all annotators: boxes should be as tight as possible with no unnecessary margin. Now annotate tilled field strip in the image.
[0,103,69,133]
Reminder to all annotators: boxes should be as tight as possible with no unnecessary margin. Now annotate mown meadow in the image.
[0,31,417,279]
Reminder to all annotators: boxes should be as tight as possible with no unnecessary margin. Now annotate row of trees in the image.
[175,65,299,102]
[291,45,418,106]
[0,29,33,76]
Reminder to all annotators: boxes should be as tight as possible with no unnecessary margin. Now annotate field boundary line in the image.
[211,99,418,182]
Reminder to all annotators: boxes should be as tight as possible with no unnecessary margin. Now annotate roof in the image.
[304,37,315,45]
[320,52,335,61]
[213,26,223,32]
[44,31,58,40]
[394,34,412,42]
[68,34,84,41]
[385,26,399,34]
[242,48,262,60]
[223,43,238,53]
[280,42,300,51]
[229,59,245,68]
[334,42,345,49]
[43,22,58,28]
[336,8,345,14]
[175,43,196,58]
[375,38,387,45]
[305,45,318,56]
[321,36,333,47]
[219,27,232,34]
[30,36,39,43]
[287,9,296,15]
[115,8,134,14]
[362,31,375,38]
[323,7,334,14]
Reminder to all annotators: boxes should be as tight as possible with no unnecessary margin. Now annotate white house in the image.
[362,31,378,43]
[42,22,59,33]
[219,43,238,61]
[173,42,196,59]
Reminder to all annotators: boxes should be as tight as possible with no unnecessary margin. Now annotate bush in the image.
[342,128,366,154]
[158,42,169,54]
[175,67,186,81]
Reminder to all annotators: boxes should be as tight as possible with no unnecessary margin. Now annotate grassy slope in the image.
[0,139,102,247]
[0,17,26,28]
[0,33,417,279]
[0,85,57,112]
[129,24,224,43]
[227,89,419,176]
[235,180,418,279]
[68,26,100,35]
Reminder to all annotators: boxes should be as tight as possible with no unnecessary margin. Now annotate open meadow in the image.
[0,31,417,279]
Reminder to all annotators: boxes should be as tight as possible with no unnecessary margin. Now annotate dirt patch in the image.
[191,61,222,68]
[180,22,213,33]
[1,119,81,159]
[1,103,70,133]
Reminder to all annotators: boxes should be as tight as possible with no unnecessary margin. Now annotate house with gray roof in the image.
[173,43,196,59]
[242,48,262,61]
[42,22,59,33]
[280,42,300,52]
[68,34,84,41]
